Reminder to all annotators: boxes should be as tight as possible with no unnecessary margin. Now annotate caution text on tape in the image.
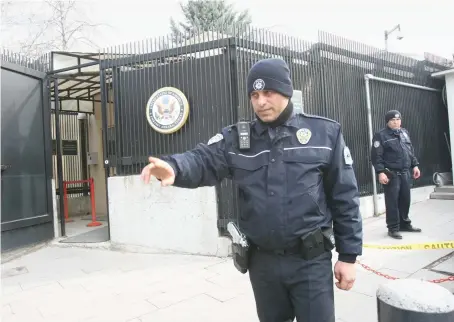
[363,241,454,250]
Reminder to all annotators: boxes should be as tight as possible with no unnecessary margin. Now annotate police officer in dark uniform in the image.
[370,110,422,239]
[141,58,363,322]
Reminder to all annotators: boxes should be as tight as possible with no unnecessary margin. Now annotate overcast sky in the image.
[2,0,453,60]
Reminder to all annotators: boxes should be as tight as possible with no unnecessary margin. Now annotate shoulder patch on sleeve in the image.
[373,140,380,148]
[207,133,223,145]
[343,146,353,165]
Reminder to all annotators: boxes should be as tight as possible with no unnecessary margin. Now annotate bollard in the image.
[377,278,454,322]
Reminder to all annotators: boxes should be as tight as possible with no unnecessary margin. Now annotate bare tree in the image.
[1,0,105,58]
[44,0,101,51]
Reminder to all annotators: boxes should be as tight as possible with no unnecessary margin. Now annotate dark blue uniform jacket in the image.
[161,113,363,258]
[370,127,419,174]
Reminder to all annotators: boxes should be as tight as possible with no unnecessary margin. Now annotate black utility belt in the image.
[254,227,335,261]
[384,168,408,178]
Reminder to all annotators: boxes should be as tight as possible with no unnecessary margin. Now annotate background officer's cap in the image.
[385,110,402,123]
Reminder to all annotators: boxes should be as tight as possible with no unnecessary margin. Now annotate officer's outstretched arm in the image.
[324,127,363,262]
[370,133,385,173]
[160,132,230,189]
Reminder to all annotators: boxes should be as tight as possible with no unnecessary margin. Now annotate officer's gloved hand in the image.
[141,157,175,187]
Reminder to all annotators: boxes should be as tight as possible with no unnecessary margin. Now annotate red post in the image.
[63,182,74,223]
[87,177,102,227]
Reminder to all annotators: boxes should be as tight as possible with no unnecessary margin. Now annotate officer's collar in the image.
[253,103,299,135]
[386,126,401,134]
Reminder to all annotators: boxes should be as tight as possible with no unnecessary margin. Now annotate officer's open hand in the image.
[378,173,389,185]
[413,166,421,179]
[334,261,356,291]
[141,157,175,186]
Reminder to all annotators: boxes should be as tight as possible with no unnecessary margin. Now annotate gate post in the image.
[376,279,454,322]
[53,78,66,237]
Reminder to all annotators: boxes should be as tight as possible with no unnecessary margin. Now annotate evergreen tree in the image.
[170,0,251,43]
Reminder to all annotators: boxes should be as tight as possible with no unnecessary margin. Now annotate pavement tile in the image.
[212,293,260,322]
[139,293,224,322]
[408,269,454,293]
[334,289,377,322]
[1,284,22,297]
[1,304,14,321]
[1,199,453,322]
[146,279,216,309]
[1,308,45,322]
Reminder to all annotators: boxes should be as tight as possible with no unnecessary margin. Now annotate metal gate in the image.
[1,54,54,252]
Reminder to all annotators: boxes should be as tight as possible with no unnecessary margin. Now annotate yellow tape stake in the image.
[363,241,454,250]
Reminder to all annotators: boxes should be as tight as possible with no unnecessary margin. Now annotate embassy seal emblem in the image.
[296,128,312,145]
[145,87,190,134]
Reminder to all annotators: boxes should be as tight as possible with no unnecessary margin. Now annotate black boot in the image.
[388,231,402,239]
[400,225,422,233]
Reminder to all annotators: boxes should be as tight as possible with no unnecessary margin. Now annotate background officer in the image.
[141,58,363,322]
[370,110,422,239]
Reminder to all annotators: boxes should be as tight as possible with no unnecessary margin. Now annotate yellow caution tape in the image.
[363,241,454,250]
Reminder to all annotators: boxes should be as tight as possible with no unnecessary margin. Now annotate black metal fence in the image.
[98,26,451,234]
[1,49,51,72]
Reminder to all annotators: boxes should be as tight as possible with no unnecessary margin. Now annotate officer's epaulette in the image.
[249,119,258,126]
[224,124,236,132]
[299,112,339,124]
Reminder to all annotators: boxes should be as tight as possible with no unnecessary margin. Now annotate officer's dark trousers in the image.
[248,247,334,322]
[383,170,412,231]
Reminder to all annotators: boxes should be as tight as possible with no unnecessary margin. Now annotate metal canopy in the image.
[49,51,113,114]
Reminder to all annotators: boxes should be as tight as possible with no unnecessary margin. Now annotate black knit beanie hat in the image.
[247,58,293,98]
[385,110,402,123]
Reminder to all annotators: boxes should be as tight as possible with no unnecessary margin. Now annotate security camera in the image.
[395,30,404,40]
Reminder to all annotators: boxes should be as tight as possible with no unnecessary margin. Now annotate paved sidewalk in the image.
[2,199,454,322]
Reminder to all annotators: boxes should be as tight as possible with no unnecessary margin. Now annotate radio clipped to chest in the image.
[237,121,250,150]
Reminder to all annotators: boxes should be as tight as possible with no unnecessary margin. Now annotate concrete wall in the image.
[108,174,434,257]
[108,175,231,256]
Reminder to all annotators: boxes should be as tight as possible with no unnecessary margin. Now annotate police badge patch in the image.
[343,146,353,165]
[253,79,265,91]
[207,133,223,145]
[373,141,380,148]
[296,128,311,145]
